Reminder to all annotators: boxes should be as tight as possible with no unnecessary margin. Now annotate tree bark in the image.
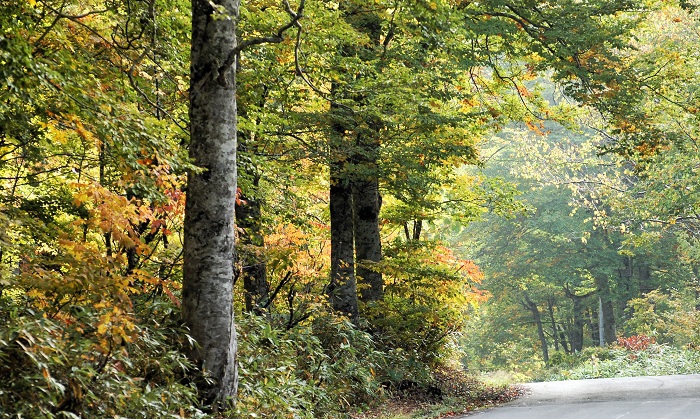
[236,184,268,313]
[571,297,586,352]
[326,3,385,317]
[523,292,549,365]
[328,164,359,320]
[547,298,559,352]
[564,285,594,353]
[354,179,383,303]
[587,308,598,346]
[327,93,359,319]
[558,324,571,354]
[182,0,239,405]
[639,262,652,295]
[595,275,616,345]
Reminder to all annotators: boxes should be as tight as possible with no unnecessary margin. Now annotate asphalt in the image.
[462,374,700,418]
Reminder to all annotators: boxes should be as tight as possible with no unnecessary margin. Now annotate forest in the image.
[1,0,699,417]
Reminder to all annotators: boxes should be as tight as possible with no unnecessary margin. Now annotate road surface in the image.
[464,374,700,418]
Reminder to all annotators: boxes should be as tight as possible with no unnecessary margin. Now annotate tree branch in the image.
[217,0,305,79]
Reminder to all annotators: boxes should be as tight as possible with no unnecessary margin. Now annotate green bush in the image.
[368,239,484,368]
[234,312,387,417]
[0,299,203,418]
[547,344,700,381]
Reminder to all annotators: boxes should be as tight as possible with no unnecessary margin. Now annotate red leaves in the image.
[616,334,656,351]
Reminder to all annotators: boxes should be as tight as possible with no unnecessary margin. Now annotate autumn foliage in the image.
[7,0,694,416]
[616,335,656,352]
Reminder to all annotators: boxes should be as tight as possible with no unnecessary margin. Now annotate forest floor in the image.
[352,379,524,418]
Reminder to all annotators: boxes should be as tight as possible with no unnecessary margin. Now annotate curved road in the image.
[464,374,700,418]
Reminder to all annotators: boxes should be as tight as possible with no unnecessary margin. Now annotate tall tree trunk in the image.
[236,64,268,314]
[547,298,559,352]
[236,182,268,313]
[595,275,616,345]
[328,96,359,318]
[326,3,385,317]
[328,163,359,319]
[558,324,571,354]
[639,261,652,295]
[571,298,586,352]
[564,285,593,353]
[587,308,598,346]
[523,292,549,365]
[354,179,383,303]
[182,0,239,405]
[617,255,634,322]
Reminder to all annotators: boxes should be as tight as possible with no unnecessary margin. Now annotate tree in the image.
[183,0,305,403]
[321,0,499,318]
[182,0,240,405]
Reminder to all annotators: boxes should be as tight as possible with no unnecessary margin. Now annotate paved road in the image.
[463,374,700,418]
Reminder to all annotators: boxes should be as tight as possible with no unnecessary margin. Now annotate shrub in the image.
[615,335,655,351]
[368,239,486,367]
[234,312,387,417]
[547,343,700,381]
[0,299,203,418]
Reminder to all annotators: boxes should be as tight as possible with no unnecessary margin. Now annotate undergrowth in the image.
[352,367,523,419]
[544,336,700,381]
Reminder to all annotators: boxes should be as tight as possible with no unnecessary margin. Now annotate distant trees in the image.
[463,0,700,366]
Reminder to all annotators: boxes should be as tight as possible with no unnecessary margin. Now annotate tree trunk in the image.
[523,292,549,365]
[354,179,383,303]
[558,324,571,354]
[328,98,359,319]
[547,298,559,352]
[328,166,359,320]
[564,286,593,353]
[639,262,652,295]
[595,275,616,345]
[413,220,422,241]
[182,0,239,405]
[403,220,424,241]
[236,183,268,313]
[617,255,634,322]
[571,297,586,352]
[326,3,385,317]
[587,308,598,346]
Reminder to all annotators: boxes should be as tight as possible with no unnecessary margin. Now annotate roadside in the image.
[459,374,700,419]
[352,369,524,419]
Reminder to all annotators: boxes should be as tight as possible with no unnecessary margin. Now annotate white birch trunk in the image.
[182,0,240,405]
